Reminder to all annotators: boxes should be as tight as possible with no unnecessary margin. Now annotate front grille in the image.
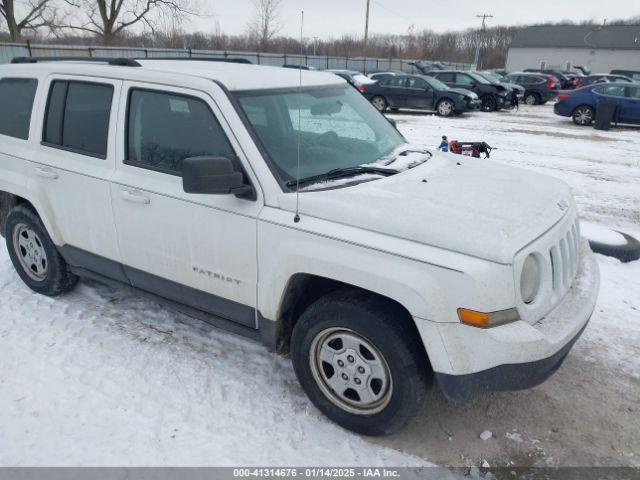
[549,219,580,293]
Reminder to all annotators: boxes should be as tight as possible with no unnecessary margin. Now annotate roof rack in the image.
[10,56,253,66]
[11,57,142,67]
[142,57,253,64]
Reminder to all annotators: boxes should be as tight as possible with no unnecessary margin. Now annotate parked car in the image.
[0,57,599,436]
[425,70,511,111]
[554,82,640,126]
[581,74,634,86]
[610,69,640,82]
[326,69,376,92]
[362,74,481,115]
[524,69,574,89]
[502,72,560,105]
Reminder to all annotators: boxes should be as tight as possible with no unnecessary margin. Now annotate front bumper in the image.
[420,241,599,401]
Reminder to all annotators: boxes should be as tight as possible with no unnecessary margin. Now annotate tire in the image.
[572,105,595,126]
[480,94,497,112]
[588,232,640,263]
[436,98,455,117]
[524,92,540,106]
[5,205,78,296]
[371,95,388,113]
[291,289,431,436]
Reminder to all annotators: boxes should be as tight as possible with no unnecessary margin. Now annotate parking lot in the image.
[0,104,638,469]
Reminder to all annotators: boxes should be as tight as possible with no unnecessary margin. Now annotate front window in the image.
[235,85,408,189]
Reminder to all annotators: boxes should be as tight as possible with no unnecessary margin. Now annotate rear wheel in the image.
[524,92,540,105]
[480,94,497,112]
[371,95,388,113]
[572,105,595,126]
[291,289,431,436]
[5,205,77,296]
[436,99,455,117]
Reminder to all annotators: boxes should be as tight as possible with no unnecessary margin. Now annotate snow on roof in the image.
[137,60,345,91]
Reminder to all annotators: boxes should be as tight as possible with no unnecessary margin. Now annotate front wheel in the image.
[291,289,431,436]
[436,99,455,117]
[5,205,78,296]
[371,95,388,113]
[572,105,595,126]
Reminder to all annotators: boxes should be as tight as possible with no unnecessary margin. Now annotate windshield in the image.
[235,85,407,188]
[422,75,450,90]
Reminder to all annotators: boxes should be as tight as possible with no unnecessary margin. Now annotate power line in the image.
[474,14,493,70]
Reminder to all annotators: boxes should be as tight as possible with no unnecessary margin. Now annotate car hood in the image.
[279,154,572,264]
[449,87,478,99]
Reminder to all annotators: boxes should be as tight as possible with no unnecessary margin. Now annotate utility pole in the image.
[474,14,493,70]
[364,0,371,53]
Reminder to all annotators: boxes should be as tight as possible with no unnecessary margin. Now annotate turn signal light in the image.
[457,308,520,328]
[558,93,570,101]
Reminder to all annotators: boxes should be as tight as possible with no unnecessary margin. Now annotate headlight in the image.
[520,254,541,304]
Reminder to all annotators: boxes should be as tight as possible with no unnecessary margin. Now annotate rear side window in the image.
[0,78,38,140]
[43,81,113,158]
[126,89,235,176]
[594,85,626,97]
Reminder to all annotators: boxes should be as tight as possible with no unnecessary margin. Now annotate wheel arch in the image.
[0,189,60,243]
[272,273,430,361]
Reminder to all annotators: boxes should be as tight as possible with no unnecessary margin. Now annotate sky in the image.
[192,0,639,39]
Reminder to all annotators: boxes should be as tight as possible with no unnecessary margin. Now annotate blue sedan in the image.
[554,82,640,126]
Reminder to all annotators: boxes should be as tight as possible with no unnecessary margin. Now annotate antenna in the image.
[294,10,304,224]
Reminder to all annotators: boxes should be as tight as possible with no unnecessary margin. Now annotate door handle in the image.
[34,166,59,180]
[120,189,150,205]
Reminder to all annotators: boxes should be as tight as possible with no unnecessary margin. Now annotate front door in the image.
[405,77,434,110]
[110,82,262,328]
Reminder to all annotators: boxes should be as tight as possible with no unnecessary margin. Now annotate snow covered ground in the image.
[0,104,638,468]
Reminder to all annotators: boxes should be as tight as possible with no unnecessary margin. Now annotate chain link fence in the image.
[0,41,472,73]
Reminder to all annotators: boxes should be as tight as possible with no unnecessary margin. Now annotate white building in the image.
[506,24,640,74]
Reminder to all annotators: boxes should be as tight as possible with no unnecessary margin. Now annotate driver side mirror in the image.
[182,156,255,200]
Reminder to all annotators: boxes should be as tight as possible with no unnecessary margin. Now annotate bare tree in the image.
[0,0,55,40]
[247,0,282,51]
[62,0,197,44]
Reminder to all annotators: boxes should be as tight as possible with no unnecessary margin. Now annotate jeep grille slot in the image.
[548,218,580,295]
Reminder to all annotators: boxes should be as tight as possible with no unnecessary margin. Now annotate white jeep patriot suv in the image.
[0,58,599,435]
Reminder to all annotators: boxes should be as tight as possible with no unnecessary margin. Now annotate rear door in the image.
[381,76,408,108]
[32,75,123,278]
[594,85,628,121]
[404,77,434,110]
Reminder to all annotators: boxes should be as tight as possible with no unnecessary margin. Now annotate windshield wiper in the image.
[286,166,398,188]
